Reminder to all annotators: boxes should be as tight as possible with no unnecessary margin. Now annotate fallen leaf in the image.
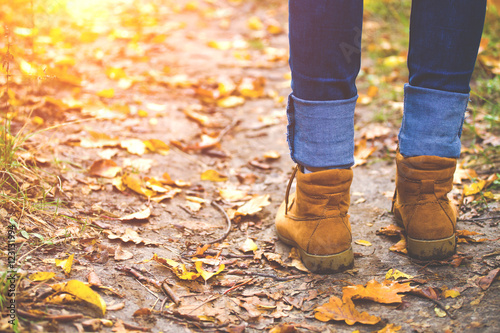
[442,289,460,298]
[115,245,134,261]
[233,194,270,218]
[133,308,152,317]
[240,238,258,252]
[457,229,488,244]
[483,191,500,201]
[409,287,440,301]
[314,296,381,325]
[217,96,245,108]
[107,302,125,311]
[434,307,447,317]
[123,173,154,197]
[105,228,160,246]
[219,188,248,201]
[385,269,414,280]
[354,139,376,167]
[269,323,297,333]
[195,261,225,281]
[55,254,74,275]
[342,279,414,304]
[201,169,228,182]
[89,159,122,178]
[49,280,106,316]
[355,239,372,246]
[29,272,56,282]
[119,207,151,221]
[463,179,487,196]
[120,139,147,155]
[97,88,115,98]
[123,158,155,173]
[247,16,264,30]
[478,268,500,291]
[376,224,404,237]
[144,139,170,155]
[263,150,281,160]
[238,77,266,99]
[80,131,120,148]
[150,254,200,280]
[390,236,408,254]
[453,166,478,184]
[373,323,402,333]
[87,271,102,286]
[207,40,232,50]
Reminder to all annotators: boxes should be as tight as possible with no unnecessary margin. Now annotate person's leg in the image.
[394,0,487,260]
[276,0,363,273]
[399,0,487,158]
[288,0,363,169]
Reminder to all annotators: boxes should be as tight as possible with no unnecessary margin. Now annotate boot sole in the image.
[277,231,354,274]
[407,234,456,261]
[394,216,456,260]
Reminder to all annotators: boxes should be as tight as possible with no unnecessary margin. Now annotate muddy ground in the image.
[2,1,499,332]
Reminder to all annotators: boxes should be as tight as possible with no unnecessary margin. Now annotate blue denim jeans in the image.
[287,0,486,168]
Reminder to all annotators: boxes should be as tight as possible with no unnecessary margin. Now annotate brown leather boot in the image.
[275,165,354,273]
[392,152,457,260]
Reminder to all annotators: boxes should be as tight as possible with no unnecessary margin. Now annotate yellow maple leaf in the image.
[29,272,56,282]
[55,254,74,274]
[385,269,414,280]
[463,179,486,196]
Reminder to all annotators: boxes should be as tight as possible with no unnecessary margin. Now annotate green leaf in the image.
[32,233,44,241]
[9,218,18,229]
[20,230,30,239]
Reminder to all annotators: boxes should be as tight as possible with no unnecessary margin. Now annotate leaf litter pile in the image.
[1,0,500,332]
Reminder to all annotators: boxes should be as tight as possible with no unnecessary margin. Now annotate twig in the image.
[161,281,181,305]
[207,201,232,244]
[186,249,254,259]
[223,278,254,295]
[187,295,221,315]
[18,309,83,322]
[160,297,169,311]
[135,278,160,299]
[116,266,161,289]
[458,215,500,222]
[159,310,229,330]
[227,269,296,281]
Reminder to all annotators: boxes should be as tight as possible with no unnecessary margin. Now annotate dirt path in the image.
[2,1,499,332]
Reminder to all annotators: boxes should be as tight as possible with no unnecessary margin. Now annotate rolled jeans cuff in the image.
[286,94,357,168]
[399,84,469,158]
